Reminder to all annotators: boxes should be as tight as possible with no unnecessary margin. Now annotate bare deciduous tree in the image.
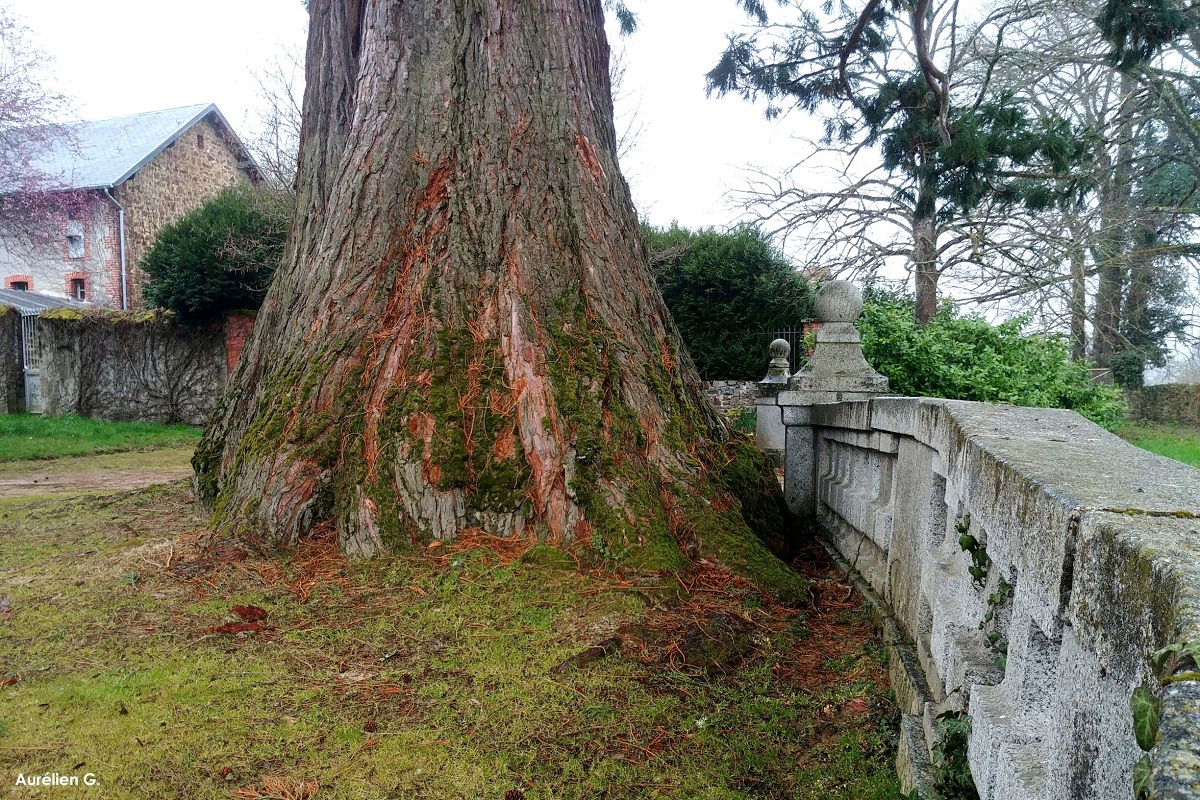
[0,4,70,191]
[243,45,304,191]
[730,0,1196,364]
[0,3,89,247]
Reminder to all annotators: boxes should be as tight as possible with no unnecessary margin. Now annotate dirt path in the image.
[0,446,195,498]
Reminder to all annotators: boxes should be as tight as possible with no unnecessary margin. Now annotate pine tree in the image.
[707,0,1088,324]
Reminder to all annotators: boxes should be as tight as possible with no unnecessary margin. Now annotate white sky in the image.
[7,0,820,233]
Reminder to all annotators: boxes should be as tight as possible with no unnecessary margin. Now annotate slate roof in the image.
[16,103,258,191]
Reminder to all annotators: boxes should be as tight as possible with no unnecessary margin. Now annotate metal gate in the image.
[19,310,43,414]
[769,324,813,374]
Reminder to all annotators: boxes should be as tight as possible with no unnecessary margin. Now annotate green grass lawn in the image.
[1118,421,1200,468]
[0,414,201,462]
[0,476,904,799]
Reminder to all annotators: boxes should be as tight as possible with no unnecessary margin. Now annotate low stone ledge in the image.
[1155,681,1200,800]
[794,395,1200,799]
[811,399,874,430]
[702,380,758,414]
[869,395,923,436]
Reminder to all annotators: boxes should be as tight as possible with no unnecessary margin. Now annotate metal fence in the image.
[20,311,40,370]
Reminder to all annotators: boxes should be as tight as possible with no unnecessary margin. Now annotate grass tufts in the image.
[1118,421,1200,468]
[0,414,200,462]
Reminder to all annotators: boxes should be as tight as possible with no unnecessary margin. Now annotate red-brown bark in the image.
[195,0,751,568]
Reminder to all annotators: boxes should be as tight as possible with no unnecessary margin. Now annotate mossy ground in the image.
[0,456,903,799]
[1118,422,1200,468]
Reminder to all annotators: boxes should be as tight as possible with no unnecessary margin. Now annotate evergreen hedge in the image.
[141,186,291,320]
[856,289,1126,429]
[644,224,814,380]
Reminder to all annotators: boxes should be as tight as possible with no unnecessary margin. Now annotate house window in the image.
[10,280,28,291]
[196,133,206,149]
[66,217,85,259]
[70,278,86,300]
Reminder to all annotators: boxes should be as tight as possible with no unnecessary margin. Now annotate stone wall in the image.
[113,115,253,308]
[0,305,22,413]
[703,380,758,414]
[783,396,1200,799]
[37,310,228,425]
[1126,384,1200,427]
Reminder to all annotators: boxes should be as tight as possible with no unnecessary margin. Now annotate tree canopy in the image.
[707,0,1090,324]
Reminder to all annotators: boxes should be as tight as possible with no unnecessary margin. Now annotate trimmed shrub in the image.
[645,224,813,380]
[855,289,1126,429]
[141,186,291,320]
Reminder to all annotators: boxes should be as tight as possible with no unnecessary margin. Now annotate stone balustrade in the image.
[763,281,1200,800]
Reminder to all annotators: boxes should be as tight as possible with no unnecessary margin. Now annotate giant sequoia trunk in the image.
[194,0,799,592]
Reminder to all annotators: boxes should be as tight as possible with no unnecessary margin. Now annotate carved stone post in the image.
[755,338,791,467]
[779,281,888,515]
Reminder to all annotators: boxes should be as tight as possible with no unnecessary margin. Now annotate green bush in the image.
[1109,350,1147,388]
[141,186,291,319]
[644,224,813,379]
[856,289,1126,429]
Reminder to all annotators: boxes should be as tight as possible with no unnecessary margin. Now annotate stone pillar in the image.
[779,280,889,515]
[755,338,791,466]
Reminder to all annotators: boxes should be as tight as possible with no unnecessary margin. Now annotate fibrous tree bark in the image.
[912,196,940,326]
[195,0,801,594]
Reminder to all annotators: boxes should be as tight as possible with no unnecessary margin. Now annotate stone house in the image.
[0,103,261,309]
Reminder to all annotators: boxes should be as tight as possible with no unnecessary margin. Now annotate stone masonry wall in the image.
[703,380,758,414]
[37,310,227,425]
[785,397,1200,800]
[0,305,22,413]
[1126,384,1200,427]
[113,115,253,308]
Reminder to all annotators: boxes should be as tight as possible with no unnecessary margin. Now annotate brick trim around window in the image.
[65,271,90,301]
[4,274,33,291]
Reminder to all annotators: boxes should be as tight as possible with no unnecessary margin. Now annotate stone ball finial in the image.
[813,280,864,323]
[763,337,791,380]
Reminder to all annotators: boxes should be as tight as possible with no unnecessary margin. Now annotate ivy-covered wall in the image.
[37,309,227,425]
[0,306,22,413]
[1126,384,1200,427]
